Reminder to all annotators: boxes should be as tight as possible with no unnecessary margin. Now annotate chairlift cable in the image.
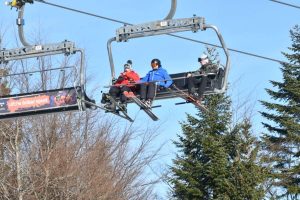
[34,0,131,25]
[268,0,300,10]
[169,34,296,66]
[33,0,299,68]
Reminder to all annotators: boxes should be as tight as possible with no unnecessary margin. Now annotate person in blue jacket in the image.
[140,58,173,108]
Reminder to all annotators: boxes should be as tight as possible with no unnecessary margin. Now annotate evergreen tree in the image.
[225,119,266,199]
[169,93,266,199]
[261,25,300,199]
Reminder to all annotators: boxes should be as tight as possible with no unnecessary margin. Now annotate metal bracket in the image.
[5,0,33,9]
[0,41,76,63]
[116,16,205,42]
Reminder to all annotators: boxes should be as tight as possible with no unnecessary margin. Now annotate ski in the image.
[81,98,134,122]
[124,93,159,121]
[168,85,208,112]
[106,95,135,122]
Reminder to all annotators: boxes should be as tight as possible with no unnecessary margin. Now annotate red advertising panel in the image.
[0,88,78,117]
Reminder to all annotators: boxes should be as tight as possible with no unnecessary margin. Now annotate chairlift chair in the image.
[0,0,94,120]
[105,16,231,102]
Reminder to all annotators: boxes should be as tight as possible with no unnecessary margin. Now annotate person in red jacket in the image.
[106,60,140,111]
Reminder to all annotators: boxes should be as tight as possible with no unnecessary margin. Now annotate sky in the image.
[0,0,300,198]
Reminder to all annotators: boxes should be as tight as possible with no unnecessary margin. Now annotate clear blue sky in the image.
[1,0,299,198]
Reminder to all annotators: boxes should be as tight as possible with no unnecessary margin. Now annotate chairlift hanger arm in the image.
[17,5,30,46]
[203,25,230,93]
[6,1,34,46]
[164,0,177,20]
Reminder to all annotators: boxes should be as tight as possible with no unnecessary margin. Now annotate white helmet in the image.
[124,63,132,70]
[198,54,208,62]
[124,60,133,70]
[200,54,208,60]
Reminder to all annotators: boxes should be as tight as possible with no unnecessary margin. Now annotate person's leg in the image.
[116,86,130,111]
[133,84,140,95]
[146,82,157,100]
[120,86,131,103]
[107,86,121,111]
[140,83,148,100]
[101,93,109,104]
[188,77,201,94]
[198,75,208,99]
[109,86,120,100]
[143,83,157,108]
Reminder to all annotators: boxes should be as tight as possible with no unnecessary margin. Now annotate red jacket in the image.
[114,70,140,87]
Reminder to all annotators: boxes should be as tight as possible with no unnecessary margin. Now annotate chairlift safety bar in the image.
[0,66,75,78]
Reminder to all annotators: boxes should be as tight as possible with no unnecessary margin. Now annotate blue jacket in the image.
[141,66,173,88]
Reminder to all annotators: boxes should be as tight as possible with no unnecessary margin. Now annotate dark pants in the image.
[109,86,131,103]
[140,83,157,100]
[187,76,208,98]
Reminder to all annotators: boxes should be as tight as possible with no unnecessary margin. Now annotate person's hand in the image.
[117,76,124,82]
[170,83,176,89]
[112,78,117,84]
[158,86,165,91]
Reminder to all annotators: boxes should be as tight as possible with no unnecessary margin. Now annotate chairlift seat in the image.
[155,68,224,100]
[106,68,225,103]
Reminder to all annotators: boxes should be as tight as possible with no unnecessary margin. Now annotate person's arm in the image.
[162,69,173,88]
[187,68,201,77]
[199,64,206,74]
[140,71,150,83]
[210,63,219,73]
[114,74,125,85]
[192,70,201,76]
[126,71,140,82]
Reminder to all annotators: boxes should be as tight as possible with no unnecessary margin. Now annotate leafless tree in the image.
[0,31,162,199]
